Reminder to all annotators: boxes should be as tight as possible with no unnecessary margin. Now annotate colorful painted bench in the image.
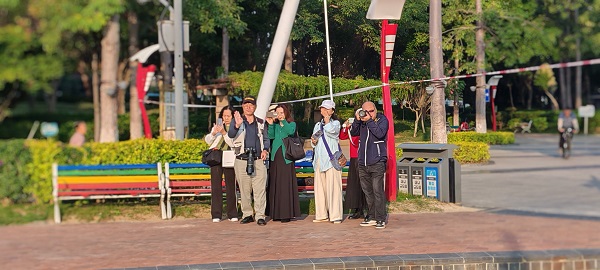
[52,163,165,223]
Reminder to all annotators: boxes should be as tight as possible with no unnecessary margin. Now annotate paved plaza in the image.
[0,134,599,269]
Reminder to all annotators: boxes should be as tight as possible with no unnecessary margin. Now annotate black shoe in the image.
[348,211,364,220]
[257,218,267,226]
[281,218,291,223]
[363,215,370,222]
[240,216,255,224]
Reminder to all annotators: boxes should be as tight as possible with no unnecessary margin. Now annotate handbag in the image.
[221,150,235,168]
[283,130,305,161]
[202,148,222,167]
[320,123,347,171]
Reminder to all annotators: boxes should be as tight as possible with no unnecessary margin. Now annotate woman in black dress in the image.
[266,104,301,222]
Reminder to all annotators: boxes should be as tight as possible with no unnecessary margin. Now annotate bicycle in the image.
[561,127,574,159]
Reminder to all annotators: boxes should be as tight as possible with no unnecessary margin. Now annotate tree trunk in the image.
[475,0,486,133]
[559,62,567,109]
[160,51,173,138]
[429,0,447,143]
[575,8,582,109]
[413,111,421,137]
[543,89,560,111]
[566,65,572,107]
[453,54,460,127]
[92,53,100,142]
[284,39,293,72]
[117,61,127,115]
[507,82,515,108]
[128,10,143,140]
[221,26,229,77]
[526,79,533,110]
[297,39,306,76]
[99,15,120,143]
[303,101,313,122]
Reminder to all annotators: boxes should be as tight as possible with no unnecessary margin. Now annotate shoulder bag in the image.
[283,128,306,161]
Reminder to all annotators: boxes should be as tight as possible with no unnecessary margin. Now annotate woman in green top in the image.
[266,104,301,223]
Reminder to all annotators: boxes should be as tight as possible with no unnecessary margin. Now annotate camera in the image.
[245,147,255,175]
[358,109,367,118]
[266,111,277,118]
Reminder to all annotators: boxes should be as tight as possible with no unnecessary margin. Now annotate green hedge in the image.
[0,139,209,204]
[0,140,32,202]
[447,131,515,145]
[396,141,490,164]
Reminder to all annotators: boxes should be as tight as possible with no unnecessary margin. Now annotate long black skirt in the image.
[344,157,366,210]
[268,148,301,220]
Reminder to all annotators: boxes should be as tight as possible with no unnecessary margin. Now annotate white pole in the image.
[174,0,184,140]
[255,0,301,119]
[323,0,334,101]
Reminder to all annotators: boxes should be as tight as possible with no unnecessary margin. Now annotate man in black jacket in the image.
[350,101,388,229]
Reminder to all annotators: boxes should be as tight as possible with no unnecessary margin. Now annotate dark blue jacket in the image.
[350,112,388,166]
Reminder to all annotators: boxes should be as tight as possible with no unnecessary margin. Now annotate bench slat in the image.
[59,170,158,176]
[168,181,215,187]
[169,188,212,194]
[168,168,211,174]
[58,164,157,170]
[58,176,158,184]
[167,174,212,180]
[58,182,159,190]
[58,190,161,197]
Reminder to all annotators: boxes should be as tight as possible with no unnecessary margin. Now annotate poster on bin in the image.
[411,168,423,196]
[425,167,438,198]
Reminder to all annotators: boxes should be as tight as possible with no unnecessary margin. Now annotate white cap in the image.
[268,104,278,111]
[319,99,335,109]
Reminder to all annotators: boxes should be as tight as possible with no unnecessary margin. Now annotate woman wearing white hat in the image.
[310,99,343,224]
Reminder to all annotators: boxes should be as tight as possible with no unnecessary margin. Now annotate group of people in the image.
[204,96,390,229]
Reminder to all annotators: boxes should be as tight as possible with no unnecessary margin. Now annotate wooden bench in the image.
[163,163,226,219]
[52,163,165,223]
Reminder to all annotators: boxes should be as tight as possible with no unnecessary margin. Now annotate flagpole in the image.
[323,0,334,101]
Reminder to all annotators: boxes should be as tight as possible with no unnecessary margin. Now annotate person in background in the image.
[69,121,87,147]
[310,99,343,224]
[204,106,238,223]
[228,96,270,226]
[266,104,301,223]
[339,110,366,220]
[557,108,579,151]
[350,101,389,229]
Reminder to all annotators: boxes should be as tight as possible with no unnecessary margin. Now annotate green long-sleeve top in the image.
[268,120,296,164]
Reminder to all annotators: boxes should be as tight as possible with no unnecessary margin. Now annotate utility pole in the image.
[173,0,184,140]
[475,0,487,133]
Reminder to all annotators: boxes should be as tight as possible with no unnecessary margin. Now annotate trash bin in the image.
[397,143,461,203]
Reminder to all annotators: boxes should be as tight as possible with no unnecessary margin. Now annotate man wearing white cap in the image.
[310,99,344,224]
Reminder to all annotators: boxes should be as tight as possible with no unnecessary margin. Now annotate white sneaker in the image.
[212,218,221,223]
[313,218,330,223]
[229,218,239,222]
[360,220,377,227]
[332,220,342,224]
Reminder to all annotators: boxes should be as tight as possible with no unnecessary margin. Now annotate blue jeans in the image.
[358,161,387,222]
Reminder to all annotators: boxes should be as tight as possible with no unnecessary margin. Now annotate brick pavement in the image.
[0,211,599,269]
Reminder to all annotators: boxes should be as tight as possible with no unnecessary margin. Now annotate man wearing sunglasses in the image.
[349,101,389,229]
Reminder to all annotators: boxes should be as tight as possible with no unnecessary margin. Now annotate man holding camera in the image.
[228,96,270,226]
[350,101,389,229]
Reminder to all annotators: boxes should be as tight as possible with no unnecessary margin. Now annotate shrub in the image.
[532,117,548,132]
[10,138,210,204]
[447,131,514,145]
[452,142,490,163]
[0,140,32,202]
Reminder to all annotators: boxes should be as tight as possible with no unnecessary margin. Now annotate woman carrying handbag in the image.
[204,106,238,222]
[266,104,301,223]
[310,100,343,224]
